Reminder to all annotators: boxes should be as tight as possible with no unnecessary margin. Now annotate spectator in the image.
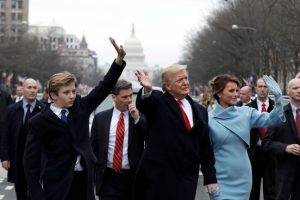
[13,86,23,103]
[236,86,252,106]
[262,78,300,200]
[247,78,277,200]
[91,79,146,200]
[1,78,44,200]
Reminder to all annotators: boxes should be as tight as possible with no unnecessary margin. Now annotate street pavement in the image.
[0,167,16,199]
[0,166,265,200]
[0,166,210,200]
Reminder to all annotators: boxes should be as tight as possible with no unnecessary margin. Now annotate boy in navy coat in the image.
[23,38,126,200]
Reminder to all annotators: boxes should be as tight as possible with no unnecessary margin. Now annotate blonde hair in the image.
[161,64,187,91]
[48,71,77,100]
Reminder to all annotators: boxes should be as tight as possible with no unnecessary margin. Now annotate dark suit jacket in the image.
[0,89,13,152]
[246,98,274,159]
[23,61,125,200]
[134,90,216,200]
[262,103,300,199]
[236,99,253,107]
[91,108,146,195]
[1,100,44,183]
[0,89,13,124]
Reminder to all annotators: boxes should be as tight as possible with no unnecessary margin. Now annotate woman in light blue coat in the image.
[207,75,285,200]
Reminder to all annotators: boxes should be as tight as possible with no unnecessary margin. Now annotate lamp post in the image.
[232,24,257,88]
[232,24,257,32]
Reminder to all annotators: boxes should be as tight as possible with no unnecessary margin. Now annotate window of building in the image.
[11,13,17,21]
[0,1,6,9]
[71,38,73,42]
[18,1,23,9]
[11,2,17,9]
[17,13,22,21]
[0,12,5,21]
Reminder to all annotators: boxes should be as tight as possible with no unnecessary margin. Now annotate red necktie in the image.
[260,103,267,139]
[295,109,300,139]
[177,100,192,131]
[112,112,125,171]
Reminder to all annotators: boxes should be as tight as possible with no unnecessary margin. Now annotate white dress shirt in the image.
[50,104,84,171]
[107,107,130,169]
[176,98,194,128]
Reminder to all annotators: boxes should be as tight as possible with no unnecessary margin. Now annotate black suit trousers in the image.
[66,171,87,200]
[15,167,30,200]
[98,168,133,200]
[250,147,276,200]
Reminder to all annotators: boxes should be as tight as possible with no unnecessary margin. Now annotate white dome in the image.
[123,24,145,68]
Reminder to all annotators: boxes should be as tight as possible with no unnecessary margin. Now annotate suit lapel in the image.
[252,99,259,110]
[267,98,274,112]
[128,115,134,148]
[42,107,66,127]
[285,104,299,140]
[164,92,187,130]
[104,109,113,152]
[186,95,199,123]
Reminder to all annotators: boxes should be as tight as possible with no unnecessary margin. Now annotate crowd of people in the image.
[0,37,298,200]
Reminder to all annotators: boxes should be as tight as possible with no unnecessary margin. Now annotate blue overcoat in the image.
[208,101,285,200]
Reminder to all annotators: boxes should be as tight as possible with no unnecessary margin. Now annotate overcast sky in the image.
[29,0,221,67]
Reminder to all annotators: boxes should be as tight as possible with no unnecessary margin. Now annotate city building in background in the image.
[28,25,98,70]
[28,25,65,50]
[0,0,29,40]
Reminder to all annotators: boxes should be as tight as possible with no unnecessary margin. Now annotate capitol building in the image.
[101,24,162,84]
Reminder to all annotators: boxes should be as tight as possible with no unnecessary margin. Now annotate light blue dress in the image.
[208,102,284,200]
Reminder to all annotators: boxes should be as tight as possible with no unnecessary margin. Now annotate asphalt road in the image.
[0,167,210,200]
[0,168,16,199]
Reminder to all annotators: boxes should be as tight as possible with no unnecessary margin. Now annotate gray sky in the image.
[29,0,221,67]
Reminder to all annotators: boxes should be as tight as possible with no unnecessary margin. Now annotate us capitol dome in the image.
[121,24,161,82]
[100,24,161,83]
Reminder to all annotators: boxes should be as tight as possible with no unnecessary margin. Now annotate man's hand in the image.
[2,160,10,170]
[135,70,152,93]
[128,103,139,121]
[207,183,219,195]
[109,37,126,66]
[285,144,300,156]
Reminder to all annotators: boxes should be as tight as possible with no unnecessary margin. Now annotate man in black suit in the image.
[247,78,276,200]
[23,37,126,200]
[91,79,146,200]
[13,86,23,103]
[1,78,44,200]
[0,87,13,151]
[134,65,218,200]
[236,85,252,106]
[262,78,300,200]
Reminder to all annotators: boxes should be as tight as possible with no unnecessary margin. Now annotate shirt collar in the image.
[257,98,269,107]
[22,99,37,110]
[50,103,69,116]
[290,103,299,114]
[113,107,128,117]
